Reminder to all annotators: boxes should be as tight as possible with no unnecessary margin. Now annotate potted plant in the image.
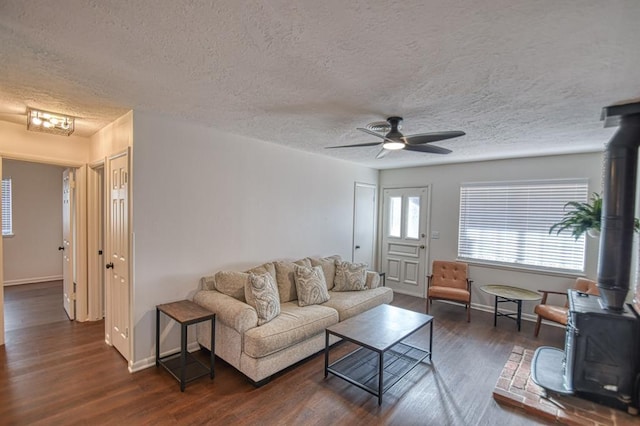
[549,192,640,240]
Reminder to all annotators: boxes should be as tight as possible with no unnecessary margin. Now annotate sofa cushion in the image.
[294,265,330,307]
[309,255,341,290]
[200,275,216,291]
[323,287,394,321]
[274,259,312,303]
[333,260,367,292]
[245,273,281,325]
[243,303,338,358]
[246,262,276,280]
[366,271,381,289]
[213,270,249,302]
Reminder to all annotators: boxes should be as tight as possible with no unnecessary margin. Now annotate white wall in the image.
[130,111,378,367]
[0,121,89,166]
[2,160,65,284]
[380,152,604,314]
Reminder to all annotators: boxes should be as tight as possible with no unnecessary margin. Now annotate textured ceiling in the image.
[1,1,639,169]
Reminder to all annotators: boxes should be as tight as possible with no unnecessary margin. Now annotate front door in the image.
[62,168,75,320]
[107,153,130,361]
[381,187,429,297]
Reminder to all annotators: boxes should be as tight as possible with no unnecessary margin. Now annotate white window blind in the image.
[2,177,12,236]
[458,179,589,273]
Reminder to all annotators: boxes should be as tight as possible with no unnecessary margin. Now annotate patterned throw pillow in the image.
[294,265,330,307]
[333,261,367,292]
[246,273,281,325]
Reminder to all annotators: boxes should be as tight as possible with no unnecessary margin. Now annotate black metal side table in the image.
[156,300,215,391]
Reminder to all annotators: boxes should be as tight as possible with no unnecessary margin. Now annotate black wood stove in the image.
[532,102,640,415]
[532,290,639,413]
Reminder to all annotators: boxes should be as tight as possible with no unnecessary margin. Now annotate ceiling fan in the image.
[326,116,465,159]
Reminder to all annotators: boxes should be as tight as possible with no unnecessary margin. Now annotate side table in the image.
[156,300,215,391]
[480,284,542,331]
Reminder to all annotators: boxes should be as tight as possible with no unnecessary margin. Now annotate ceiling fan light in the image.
[383,141,404,150]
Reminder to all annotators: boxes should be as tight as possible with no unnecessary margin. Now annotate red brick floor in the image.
[493,346,639,426]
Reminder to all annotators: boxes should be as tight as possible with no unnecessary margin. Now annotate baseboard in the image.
[129,342,201,373]
[429,299,542,324]
[3,275,63,286]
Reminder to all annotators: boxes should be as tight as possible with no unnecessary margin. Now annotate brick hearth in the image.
[492,346,638,426]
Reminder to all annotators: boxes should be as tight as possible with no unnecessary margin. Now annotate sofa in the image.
[193,255,394,385]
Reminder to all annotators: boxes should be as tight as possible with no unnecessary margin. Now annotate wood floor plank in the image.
[1,281,564,425]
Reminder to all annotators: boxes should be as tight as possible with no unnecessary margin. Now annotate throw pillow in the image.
[245,273,281,325]
[333,260,367,292]
[294,265,330,307]
[309,255,341,290]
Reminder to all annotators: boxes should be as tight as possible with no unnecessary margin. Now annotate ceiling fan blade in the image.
[356,127,400,145]
[405,131,466,145]
[376,147,389,159]
[325,141,382,149]
[403,144,452,155]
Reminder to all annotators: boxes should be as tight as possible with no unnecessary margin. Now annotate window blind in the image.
[458,179,589,273]
[2,178,12,236]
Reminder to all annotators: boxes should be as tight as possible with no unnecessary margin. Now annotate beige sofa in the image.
[193,256,393,385]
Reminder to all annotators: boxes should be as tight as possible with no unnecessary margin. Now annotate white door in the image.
[62,168,75,320]
[381,187,429,297]
[107,153,130,361]
[353,183,376,267]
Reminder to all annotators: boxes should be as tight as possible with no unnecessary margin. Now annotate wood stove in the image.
[531,101,640,415]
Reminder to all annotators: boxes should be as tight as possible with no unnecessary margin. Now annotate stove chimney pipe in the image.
[598,102,640,311]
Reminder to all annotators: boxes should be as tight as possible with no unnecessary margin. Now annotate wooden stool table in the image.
[156,300,215,391]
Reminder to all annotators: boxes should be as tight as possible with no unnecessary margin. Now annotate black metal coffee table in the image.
[324,304,433,405]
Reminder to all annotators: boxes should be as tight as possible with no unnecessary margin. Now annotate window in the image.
[458,179,589,273]
[389,196,402,237]
[2,177,12,236]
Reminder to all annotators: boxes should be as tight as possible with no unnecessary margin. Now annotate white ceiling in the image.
[1,1,638,169]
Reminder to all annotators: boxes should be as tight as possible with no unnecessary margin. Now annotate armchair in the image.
[426,260,472,322]
[534,277,599,337]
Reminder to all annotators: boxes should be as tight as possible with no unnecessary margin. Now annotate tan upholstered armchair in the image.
[426,261,472,322]
[534,277,599,337]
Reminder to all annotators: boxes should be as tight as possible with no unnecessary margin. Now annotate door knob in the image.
[420,245,425,249]
[106,262,114,269]
[58,246,64,251]
[355,245,361,249]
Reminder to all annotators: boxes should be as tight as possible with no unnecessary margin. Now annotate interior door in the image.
[353,183,376,267]
[62,168,75,320]
[107,153,130,361]
[381,187,429,297]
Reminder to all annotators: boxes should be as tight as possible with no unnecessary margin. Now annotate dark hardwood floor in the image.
[1,281,565,425]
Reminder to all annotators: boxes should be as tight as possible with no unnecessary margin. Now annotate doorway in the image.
[381,187,431,297]
[353,182,377,268]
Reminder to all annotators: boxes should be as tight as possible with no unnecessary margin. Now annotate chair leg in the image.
[467,303,470,323]
[426,298,430,314]
[534,316,542,337]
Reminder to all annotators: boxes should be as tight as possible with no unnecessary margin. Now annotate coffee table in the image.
[480,284,542,331]
[324,304,433,405]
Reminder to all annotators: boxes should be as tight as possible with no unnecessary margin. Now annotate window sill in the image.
[2,233,14,238]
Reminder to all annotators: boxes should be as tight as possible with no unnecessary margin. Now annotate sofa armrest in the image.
[366,271,381,289]
[193,290,258,334]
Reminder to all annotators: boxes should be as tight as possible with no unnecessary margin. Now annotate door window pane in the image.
[406,196,420,239]
[389,196,402,237]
